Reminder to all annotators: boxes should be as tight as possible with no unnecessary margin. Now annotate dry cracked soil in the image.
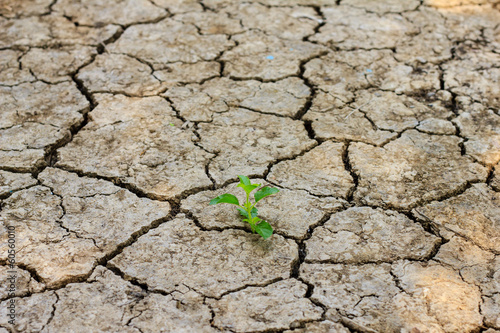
[0,0,499,332]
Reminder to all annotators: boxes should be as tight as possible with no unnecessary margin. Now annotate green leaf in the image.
[255,221,273,239]
[238,175,251,186]
[254,187,280,203]
[236,207,246,217]
[251,216,262,224]
[237,183,260,195]
[237,207,258,219]
[251,207,258,217]
[209,193,240,206]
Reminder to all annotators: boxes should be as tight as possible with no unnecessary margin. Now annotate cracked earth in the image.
[0,0,499,332]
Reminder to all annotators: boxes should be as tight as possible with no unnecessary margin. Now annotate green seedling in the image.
[209,175,279,239]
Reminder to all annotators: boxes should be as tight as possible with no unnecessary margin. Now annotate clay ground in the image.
[0,0,499,332]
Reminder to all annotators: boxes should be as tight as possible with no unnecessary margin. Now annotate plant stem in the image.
[246,192,255,232]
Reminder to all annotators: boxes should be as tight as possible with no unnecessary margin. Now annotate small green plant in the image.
[209,175,279,239]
